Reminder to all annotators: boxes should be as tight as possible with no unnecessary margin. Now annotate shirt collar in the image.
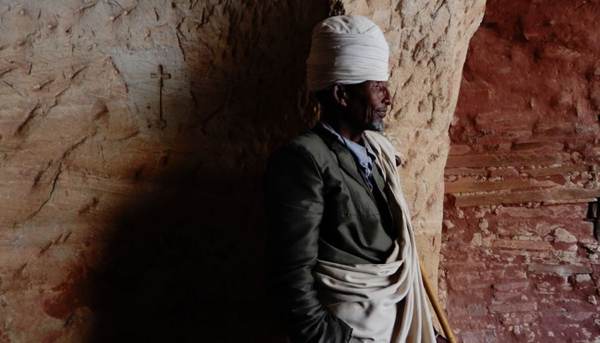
[318,121,377,167]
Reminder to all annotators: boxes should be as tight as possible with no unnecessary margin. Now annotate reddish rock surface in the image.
[442,0,600,341]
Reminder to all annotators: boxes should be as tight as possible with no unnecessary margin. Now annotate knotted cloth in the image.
[313,131,436,343]
[306,15,390,91]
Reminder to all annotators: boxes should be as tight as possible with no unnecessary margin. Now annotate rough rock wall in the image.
[0,1,328,341]
[441,0,600,341]
[0,0,483,341]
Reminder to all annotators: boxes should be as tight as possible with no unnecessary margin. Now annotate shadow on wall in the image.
[87,2,328,342]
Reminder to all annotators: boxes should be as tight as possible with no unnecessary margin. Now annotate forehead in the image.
[345,80,389,94]
[365,80,389,88]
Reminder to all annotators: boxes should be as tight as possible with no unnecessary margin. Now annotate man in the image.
[265,15,437,343]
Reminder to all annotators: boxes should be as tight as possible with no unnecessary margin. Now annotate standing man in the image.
[265,15,437,343]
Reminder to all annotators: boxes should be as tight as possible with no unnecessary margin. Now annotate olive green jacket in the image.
[265,123,398,343]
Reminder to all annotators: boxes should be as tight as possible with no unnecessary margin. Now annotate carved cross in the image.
[150,64,171,129]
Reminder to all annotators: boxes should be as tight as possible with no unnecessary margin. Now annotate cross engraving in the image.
[151,64,171,129]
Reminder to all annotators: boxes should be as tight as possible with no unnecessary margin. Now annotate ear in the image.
[332,83,348,108]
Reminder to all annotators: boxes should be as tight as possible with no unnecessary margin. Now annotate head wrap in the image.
[306,15,389,92]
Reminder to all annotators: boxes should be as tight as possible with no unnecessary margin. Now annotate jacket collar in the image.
[312,122,371,191]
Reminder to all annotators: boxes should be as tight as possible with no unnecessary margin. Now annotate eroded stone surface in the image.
[0,0,483,341]
[441,1,600,341]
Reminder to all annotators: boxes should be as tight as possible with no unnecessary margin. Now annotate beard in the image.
[366,119,385,132]
[365,106,386,132]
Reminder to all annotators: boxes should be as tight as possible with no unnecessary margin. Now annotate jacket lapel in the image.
[371,164,388,202]
[313,124,371,191]
[371,164,396,230]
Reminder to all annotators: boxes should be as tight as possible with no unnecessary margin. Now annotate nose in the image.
[382,85,391,106]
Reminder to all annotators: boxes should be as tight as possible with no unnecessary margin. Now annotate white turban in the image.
[306,15,389,92]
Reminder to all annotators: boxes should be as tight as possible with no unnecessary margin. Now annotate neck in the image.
[322,114,363,143]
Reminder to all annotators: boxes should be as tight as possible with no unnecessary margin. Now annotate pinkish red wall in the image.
[441,0,600,342]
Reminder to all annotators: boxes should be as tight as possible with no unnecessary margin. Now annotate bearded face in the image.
[344,81,391,133]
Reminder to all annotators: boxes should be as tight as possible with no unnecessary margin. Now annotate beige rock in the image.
[553,227,578,243]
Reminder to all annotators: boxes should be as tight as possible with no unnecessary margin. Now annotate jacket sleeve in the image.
[264,143,352,343]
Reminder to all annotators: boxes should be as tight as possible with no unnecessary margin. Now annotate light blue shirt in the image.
[320,121,377,189]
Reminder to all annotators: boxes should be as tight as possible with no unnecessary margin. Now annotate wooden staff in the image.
[419,262,457,343]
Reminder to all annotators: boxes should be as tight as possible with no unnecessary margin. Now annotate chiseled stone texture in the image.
[0,0,483,341]
[441,0,600,342]
[445,0,600,207]
[442,204,600,342]
[0,1,327,341]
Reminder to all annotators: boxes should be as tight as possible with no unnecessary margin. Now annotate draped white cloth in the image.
[313,131,436,343]
[306,15,389,91]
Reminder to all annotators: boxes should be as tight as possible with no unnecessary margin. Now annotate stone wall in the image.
[0,1,327,341]
[441,0,600,341]
[0,0,483,341]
